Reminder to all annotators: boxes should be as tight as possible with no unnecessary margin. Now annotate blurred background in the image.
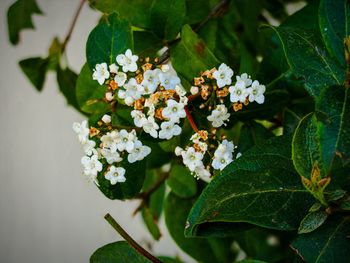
[0,0,193,262]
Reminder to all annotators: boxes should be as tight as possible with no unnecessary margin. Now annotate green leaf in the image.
[158,257,184,263]
[76,63,110,114]
[86,13,133,69]
[57,66,81,112]
[150,0,186,40]
[88,0,152,28]
[90,241,151,262]
[144,141,172,169]
[186,136,314,237]
[97,159,146,200]
[19,57,49,91]
[292,86,350,178]
[291,216,350,262]
[164,192,233,263]
[133,30,163,57]
[298,211,328,234]
[319,0,350,67]
[142,207,162,240]
[184,0,220,25]
[7,0,43,45]
[269,26,345,97]
[236,260,267,263]
[171,25,219,84]
[238,121,273,153]
[167,164,197,198]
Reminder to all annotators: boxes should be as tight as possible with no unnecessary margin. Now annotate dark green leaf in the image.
[167,164,197,198]
[76,63,110,114]
[236,260,267,263]
[97,159,146,200]
[90,241,151,263]
[291,216,350,263]
[319,0,350,67]
[144,141,172,169]
[171,25,219,84]
[142,207,162,240]
[150,0,186,40]
[157,257,184,263]
[269,26,345,97]
[86,13,133,69]
[133,31,163,57]
[164,192,233,263]
[298,211,328,234]
[186,136,314,237]
[292,86,350,178]
[184,0,220,25]
[57,66,81,111]
[7,0,43,45]
[238,121,273,153]
[19,57,49,91]
[88,0,152,28]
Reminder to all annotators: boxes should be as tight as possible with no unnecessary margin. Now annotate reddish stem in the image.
[185,106,199,133]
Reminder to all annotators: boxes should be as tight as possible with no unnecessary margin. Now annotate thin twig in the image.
[61,0,86,53]
[104,214,163,263]
[185,106,199,133]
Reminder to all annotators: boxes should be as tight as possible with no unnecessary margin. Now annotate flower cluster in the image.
[73,116,150,185]
[92,49,187,140]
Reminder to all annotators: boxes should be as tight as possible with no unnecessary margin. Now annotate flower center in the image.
[219,73,225,79]
[172,107,178,112]
[252,89,257,95]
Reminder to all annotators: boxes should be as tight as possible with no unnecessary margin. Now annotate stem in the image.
[104,214,163,263]
[185,106,199,133]
[61,0,86,53]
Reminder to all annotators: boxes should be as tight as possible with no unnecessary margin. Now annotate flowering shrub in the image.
[8,0,350,262]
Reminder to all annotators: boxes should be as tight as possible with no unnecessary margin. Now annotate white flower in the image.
[142,69,161,94]
[100,131,119,150]
[197,141,208,152]
[114,72,127,86]
[102,114,111,124]
[100,148,122,164]
[131,110,145,127]
[161,64,170,72]
[175,85,187,97]
[215,139,235,158]
[190,133,201,144]
[212,153,233,171]
[118,78,144,105]
[181,147,204,172]
[81,154,103,182]
[92,63,110,85]
[175,146,183,156]
[236,73,252,87]
[127,140,151,163]
[229,80,249,103]
[207,104,230,127]
[194,165,211,181]
[73,120,89,143]
[213,63,233,88]
[81,139,96,156]
[116,49,138,72]
[109,63,119,74]
[247,80,265,104]
[141,116,159,138]
[162,99,186,123]
[159,121,182,140]
[105,92,114,101]
[190,86,199,95]
[146,104,155,117]
[159,71,181,90]
[105,166,126,185]
[116,129,136,153]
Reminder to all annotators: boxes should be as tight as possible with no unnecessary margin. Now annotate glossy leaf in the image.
[7,0,43,45]
[90,241,151,263]
[133,31,163,57]
[319,0,350,67]
[76,63,110,114]
[270,26,345,97]
[292,86,350,179]
[167,164,197,198]
[186,136,314,237]
[88,0,152,28]
[150,0,186,40]
[298,211,328,234]
[86,13,133,69]
[57,66,80,111]
[19,57,49,91]
[292,216,350,263]
[171,25,219,84]
[96,159,146,200]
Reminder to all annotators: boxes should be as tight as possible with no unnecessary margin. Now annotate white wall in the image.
[0,1,193,262]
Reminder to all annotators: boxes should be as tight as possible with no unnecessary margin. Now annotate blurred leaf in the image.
[7,0,43,45]
[184,0,220,25]
[90,241,151,262]
[167,164,197,198]
[86,13,133,69]
[150,0,186,40]
[76,63,110,114]
[19,57,49,91]
[298,210,328,234]
[57,66,81,111]
[171,25,219,84]
[142,207,162,240]
[291,216,350,262]
[186,136,314,237]
[133,30,163,57]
